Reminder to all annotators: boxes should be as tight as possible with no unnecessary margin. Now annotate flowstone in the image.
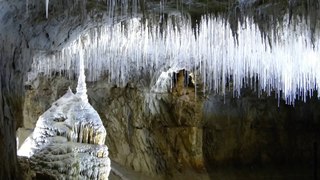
[18,52,111,179]
[18,87,111,179]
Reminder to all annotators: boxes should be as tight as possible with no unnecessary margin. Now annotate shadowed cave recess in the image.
[1,0,320,179]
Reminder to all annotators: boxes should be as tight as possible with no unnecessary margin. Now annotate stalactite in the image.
[45,0,49,19]
[30,14,320,105]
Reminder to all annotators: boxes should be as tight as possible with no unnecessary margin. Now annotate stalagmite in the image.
[18,51,111,179]
[76,47,88,103]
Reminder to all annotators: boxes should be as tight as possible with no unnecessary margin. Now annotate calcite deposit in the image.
[18,88,111,179]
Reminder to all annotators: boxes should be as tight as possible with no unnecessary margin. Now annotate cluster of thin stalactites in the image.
[30,13,320,105]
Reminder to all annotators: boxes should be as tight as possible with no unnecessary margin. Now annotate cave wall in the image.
[203,91,320,167]
[1,0,320,178]
[21,75,206,176]
[21,74,320,177]
[0,0,27,178]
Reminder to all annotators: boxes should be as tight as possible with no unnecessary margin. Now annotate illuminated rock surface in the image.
[18,87,111,179]
[18,56,111,179]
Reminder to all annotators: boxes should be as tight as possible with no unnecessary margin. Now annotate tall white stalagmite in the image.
[76,47,88,103]
[18,72,110,178]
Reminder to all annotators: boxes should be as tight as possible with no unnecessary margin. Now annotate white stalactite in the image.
[30,15,320,105]
[45,0,49,19]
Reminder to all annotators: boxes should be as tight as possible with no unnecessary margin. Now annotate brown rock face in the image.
[20,71,320,178]
[171,70,203,127]
[203,90,320,168]
[21,71,207,177]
